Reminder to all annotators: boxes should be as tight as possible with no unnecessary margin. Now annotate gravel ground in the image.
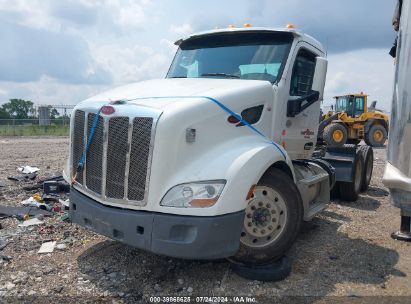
[0,137,410,303]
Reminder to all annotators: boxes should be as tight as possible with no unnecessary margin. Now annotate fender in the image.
[364,118,389,133]
[149,137,293,217]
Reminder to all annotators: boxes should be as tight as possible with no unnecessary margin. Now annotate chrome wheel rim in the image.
[241,186,288,248]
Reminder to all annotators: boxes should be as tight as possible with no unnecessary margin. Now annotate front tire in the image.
[323,123,348,147]
[231,169,303,265]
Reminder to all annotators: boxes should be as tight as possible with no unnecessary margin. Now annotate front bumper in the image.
[69,188,244,259]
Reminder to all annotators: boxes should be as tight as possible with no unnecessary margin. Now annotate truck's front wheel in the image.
[231,169,303,265]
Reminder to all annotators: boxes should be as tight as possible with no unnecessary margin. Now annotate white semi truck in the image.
[65,26,373,264]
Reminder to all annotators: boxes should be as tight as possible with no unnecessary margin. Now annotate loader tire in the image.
[365,124,387,147]
[339,151,364,201]
[230,169,303,265]
[323,123,348,147]
[358,145,374,192]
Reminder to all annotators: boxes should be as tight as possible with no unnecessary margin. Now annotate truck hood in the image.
[81,78,274,110]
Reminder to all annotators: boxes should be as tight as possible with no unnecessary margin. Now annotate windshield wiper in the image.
[201,73,240,79]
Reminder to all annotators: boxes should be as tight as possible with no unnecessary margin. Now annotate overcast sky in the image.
[0,0,397,111]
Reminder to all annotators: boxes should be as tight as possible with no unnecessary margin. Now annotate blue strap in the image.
[77,108,102,170]
[124,95,287,160]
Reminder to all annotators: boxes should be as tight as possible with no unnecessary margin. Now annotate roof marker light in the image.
[244,23,252,27]
[286,23,295,29]
[228,24,236,28]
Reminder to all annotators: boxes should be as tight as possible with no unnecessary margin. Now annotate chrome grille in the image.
[71,110,155,205]
[128,118,153,201]
[72,110,85,184]
[106,117,129,199]
[86,113,104,194]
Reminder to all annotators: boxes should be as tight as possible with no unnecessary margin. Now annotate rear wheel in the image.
[231,169,303,265]
[323,123,348,147]
[339,152,364,201]
[358,145,373,191]
[365,124,387,147]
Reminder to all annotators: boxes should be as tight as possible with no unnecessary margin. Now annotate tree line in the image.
[0,99,61,120]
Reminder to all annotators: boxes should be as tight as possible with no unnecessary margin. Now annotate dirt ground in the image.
[0,137,410,303]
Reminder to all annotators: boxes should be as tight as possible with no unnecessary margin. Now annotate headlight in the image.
[160,180,226,208]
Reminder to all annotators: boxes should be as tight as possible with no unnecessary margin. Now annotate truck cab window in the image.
[290,49,316,96]
[167,32,293,83]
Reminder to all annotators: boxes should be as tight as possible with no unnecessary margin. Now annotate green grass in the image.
[0,125,69,136]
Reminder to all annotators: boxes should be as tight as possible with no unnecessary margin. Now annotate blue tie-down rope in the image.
[72,95,287,185]
[72,107,103,184]
[124,95,287,160]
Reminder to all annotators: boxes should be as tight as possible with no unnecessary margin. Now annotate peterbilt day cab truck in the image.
[65,26,373,264]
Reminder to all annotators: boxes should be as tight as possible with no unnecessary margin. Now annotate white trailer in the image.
[383,0,411,241]
[65,26,372,265]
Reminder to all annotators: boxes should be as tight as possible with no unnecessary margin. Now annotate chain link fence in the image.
[0,118,70,136]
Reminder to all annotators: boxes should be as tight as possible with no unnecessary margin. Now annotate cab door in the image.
[280,43,323,159]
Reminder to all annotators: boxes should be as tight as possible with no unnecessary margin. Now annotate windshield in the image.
[167,32,293,83]
[335,96,353,112]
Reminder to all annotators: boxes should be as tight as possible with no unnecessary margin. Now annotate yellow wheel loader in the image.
[318,93,389,147]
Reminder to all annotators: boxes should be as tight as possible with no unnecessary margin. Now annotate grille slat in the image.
[85,113,104,194]
[128,117,153,201]
[106,117,129,199]
[71,111,153,204]
[72,110,85,184]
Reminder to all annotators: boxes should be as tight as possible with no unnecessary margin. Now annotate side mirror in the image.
[312,57,328,101]
[286,56,328,117]
[287,91,320,117]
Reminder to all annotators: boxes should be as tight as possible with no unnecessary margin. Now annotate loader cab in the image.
[334,94,367,118]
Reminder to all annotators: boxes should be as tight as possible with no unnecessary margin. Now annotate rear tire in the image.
[339,151,364,201]
[230,169,303,265]
[358,145,373,191]
[323,123,348,147]
[365,124,387,147]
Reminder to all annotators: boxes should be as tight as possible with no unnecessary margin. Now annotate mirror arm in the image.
[287,90,320,117]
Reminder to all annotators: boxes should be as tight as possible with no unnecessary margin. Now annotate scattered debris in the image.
[17,166,40,174]
[0,205,53,219]
[38,225,55,235]
[18,218,44,227]
[7,173,37,182]
[60,213,71,222]
[1,255,12,262]
[56,244,67,251]
[22,175,65,191]
[38,241,56,254]
[43,181,70,194]
[21,196,52,211]
[59,199,70,210]
[0,239,7,251]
